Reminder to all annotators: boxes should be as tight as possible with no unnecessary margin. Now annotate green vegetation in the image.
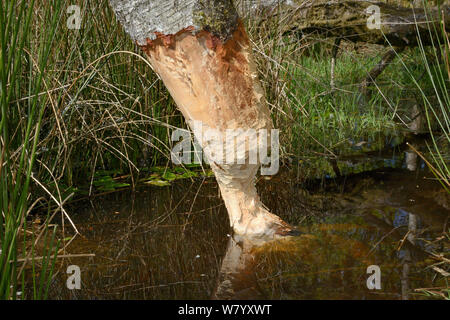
[1,0,449,299]
[2,0,446,202]
[0,0,62,299]
[393,2,450,298]
[246,12,446,178]
[405,3,450,191]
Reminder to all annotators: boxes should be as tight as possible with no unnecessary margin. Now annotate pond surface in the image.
[48,147,449,300]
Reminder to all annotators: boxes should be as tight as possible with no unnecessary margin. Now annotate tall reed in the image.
[388,1,450,298]
[396,1,450,189]
[0,0,62,299]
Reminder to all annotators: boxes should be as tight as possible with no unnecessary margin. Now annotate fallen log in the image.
[238,0,450,47]
[239,1,448,99]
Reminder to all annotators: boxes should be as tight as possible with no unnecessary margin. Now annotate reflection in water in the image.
[405,150,418,172]
[45,164,449,300]
[213,235,262,300]
[398,210,417,300]
[401,145,418,299]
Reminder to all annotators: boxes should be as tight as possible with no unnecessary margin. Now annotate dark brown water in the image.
[47,151,449,300]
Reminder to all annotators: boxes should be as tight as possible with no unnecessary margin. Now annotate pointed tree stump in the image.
[108,0,296,238]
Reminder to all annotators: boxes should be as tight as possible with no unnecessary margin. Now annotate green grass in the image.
[387,0,450,298]
[241,1,450,182]
[247,19,443,178]
[0,0,62,300]
[284,51,399,155]
[380,0,450,188]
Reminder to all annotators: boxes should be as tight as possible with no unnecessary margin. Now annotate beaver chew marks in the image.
[109,0,295,238]
[140,23,293,238]
[140,22,269,131]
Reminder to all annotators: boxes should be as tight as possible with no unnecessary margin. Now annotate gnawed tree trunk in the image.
[108,0,296,238]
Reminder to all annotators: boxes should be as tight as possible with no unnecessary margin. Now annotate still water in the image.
[47,150,449,300]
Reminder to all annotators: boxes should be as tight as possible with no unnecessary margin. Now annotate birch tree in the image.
[108,0,297,238]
